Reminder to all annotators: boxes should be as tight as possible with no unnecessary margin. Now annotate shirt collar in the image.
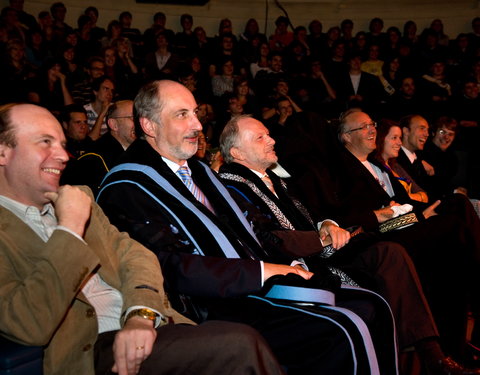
[249,169,266,179]
[0,195,54,219]
[162,156,190,174]
[401,146,417,163]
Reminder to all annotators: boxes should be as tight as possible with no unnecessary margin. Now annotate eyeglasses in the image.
[345,122,377,133]
[438,129,455,137]
[110,115,134,120]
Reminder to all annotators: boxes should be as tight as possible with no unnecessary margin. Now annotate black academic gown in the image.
[219,162,439,349]
[97,139,397,375]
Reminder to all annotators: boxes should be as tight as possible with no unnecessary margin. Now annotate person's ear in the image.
[230,146,244,161]
[139,117,156,138]
[107,118,118,132]
[0,143,12,166]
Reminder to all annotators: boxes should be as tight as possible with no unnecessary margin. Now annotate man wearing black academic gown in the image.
[97,80,398,375]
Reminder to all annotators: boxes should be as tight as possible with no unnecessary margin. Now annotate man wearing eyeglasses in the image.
[61,100,136,195]
[331,109,480,371]
[421,116,460,201]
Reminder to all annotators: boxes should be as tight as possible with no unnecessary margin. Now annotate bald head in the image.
[107,100,135,149]
[339,110,377,161]
[221,115,277,173]
[0,103,68,208]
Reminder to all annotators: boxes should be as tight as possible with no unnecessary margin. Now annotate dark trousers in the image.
[383,215,472,360]
[330,240,439,349]
[208,288,397,375]
[94,320,285,375]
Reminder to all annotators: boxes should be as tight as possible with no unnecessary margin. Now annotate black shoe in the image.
[463,343,480,368]
[428,357,480,375]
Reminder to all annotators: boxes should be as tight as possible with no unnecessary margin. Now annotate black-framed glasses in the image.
[438,129,455,137]
[345,122,377,133]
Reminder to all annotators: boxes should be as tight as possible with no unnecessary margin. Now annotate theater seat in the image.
[0,336,43,375]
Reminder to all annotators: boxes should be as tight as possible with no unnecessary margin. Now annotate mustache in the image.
[185,131,201,138]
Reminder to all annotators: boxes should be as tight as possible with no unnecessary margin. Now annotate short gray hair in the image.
[133,81,166,139]
[337,108,361,143]
[219,114,252,163]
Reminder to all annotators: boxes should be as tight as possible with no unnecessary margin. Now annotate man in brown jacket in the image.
[0,103,284,375]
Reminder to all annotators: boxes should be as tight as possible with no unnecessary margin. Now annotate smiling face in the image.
[432,126,455,151]
[402,116,429,152]
[228,97,243,115]
[270,55,283,72]
[275,81,289,96]
[141,81,202,165]
[341,111,377,160]
[63,47,74,62]
[0,104,68,209]
[195,131,207,159]
[231,117,277,173]
[382,126,403,161]
[104,48,116,67]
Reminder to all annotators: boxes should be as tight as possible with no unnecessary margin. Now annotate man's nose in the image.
[191,115,202,130]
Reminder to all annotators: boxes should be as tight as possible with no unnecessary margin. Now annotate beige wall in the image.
[5,0,480,38]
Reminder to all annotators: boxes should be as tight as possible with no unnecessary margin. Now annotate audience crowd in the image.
[2,2,480,374]
[1,2,479,197]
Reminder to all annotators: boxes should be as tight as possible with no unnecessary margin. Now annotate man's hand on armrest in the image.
[263,263,314,283]
[112,317,157,375]
[319,221,351,249]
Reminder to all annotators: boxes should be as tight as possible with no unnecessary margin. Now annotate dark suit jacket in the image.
[335,71,385,113]
[396,148,429,194]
